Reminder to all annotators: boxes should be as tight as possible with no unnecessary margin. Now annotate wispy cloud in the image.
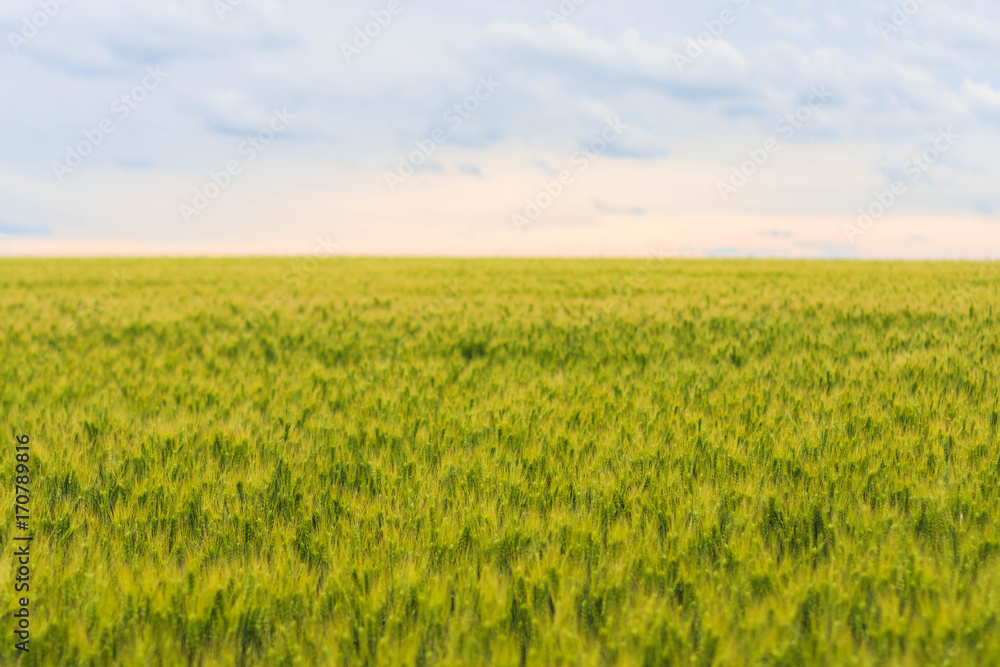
[0,220,51,236]
[1,0,999,257]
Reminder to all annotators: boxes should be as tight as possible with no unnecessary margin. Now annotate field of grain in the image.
[1,259,999,665]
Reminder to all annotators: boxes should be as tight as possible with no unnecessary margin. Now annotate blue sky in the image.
[1,0,999,257]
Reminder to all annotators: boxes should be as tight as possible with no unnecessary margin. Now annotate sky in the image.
[1,0,999,258]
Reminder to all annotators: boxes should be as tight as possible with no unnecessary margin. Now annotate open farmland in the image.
[1,258,999,665]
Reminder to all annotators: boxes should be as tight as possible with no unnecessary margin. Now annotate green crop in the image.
[1,258,998,665]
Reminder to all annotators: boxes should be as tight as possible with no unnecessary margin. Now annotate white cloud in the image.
[1,0,999,257]
[962,79,1000,116]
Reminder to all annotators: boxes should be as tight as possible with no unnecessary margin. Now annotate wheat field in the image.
[1,258,998,665]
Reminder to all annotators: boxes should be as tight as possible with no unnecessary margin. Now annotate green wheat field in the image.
[1,258,999,666]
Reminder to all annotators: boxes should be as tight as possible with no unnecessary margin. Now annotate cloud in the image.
[973,200,994,216]
[594,199,645,215]
[962,79,1000,120]
[795,242,857,258]
[486,21,755,102]
[0,220,51,236]
[2,0,1000,257]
